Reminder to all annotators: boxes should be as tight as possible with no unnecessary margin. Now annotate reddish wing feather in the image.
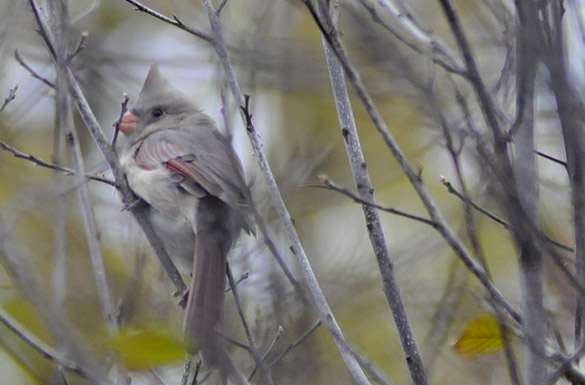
[166,158,219,195]
[135,137,227,199]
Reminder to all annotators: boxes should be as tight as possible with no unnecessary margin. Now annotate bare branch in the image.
[67,31,88,63]
[248,326,283,381]
[317,2,427,382]
[0,82,19,114]
[226,264,274,385]
[0,141,115,186]
[312,176,437,227]
[236,91,371,384]
[268,321,321,368]
[111,93,129,148]
[356,0,465,74]
[14,50,55,89]
[217,0,229,14]
[221,93,305,301]
[536,150,567,169]
[302,0,521,327]
[123,0,213,43]
[437,0,511,144]
[441,176,573,252]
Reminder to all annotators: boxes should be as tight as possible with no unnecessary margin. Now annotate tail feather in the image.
[184,195,234,368]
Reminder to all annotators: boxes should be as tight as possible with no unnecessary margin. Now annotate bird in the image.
[118,65,254,368]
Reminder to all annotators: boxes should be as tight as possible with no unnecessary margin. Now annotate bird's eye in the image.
[151,108,164,118]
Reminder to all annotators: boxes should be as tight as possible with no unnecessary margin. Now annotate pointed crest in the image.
[139,64,172,98]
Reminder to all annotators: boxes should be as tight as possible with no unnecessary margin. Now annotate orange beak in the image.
[119,111,138,134]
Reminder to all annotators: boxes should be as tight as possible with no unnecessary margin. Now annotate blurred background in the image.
[0,0,582,384]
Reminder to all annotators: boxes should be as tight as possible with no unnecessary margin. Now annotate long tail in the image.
[184,195,234,368]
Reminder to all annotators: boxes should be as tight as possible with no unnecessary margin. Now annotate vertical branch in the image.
[437,0,506,146]
[66,127,118,328]
[318,1,427,384]
[542,0,585,373]
[49,2,68,311]
[38,0,117,330]
[513,2,544,384]
[200,1,371,383]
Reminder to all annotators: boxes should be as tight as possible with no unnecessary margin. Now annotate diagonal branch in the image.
[124,0,213,43]
[0,82,19,114]
[199,0,371,383]
[302,0,521,326]
[0,141,115,185]
[311,176,437,227]
[317,2,427,383]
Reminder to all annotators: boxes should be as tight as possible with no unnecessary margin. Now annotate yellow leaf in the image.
[105,325,186,370]
[452,313,509,359]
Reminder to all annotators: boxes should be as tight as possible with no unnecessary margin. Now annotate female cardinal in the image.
[118,65,254,367]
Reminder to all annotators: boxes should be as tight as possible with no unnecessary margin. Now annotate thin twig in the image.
[28,0,57,60]
[149,368,169,385]
[14,50,55,89]
[67,31,88,63]
[225,271,249,292]
[348,344,396,385]
[238,97,306,301]
[0,141,115,186]
[217,0,229,14]
[433,72,521,383]
[356,0,464,74]
[248,326,283,381]
[66,112,118,330]
[226,263,273,385]
[225,337,251,351]
[123,0,213,43]
[0,82,19,114]
[112,93,129,148]
[311,176,437,227]
[191,359,201,385]
[441,176,574,252]
[268,320,321,368]
[536,150,568,168]
[437,0,506,145]
[57,367,72,385]
[441,176,508,226]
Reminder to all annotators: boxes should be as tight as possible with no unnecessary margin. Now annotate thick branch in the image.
[318,2,427,381]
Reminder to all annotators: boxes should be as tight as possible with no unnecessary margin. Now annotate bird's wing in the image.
[135,128,248,209]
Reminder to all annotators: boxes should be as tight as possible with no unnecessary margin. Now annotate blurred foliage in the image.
[452,312,509,359]
[104,325,186,370]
